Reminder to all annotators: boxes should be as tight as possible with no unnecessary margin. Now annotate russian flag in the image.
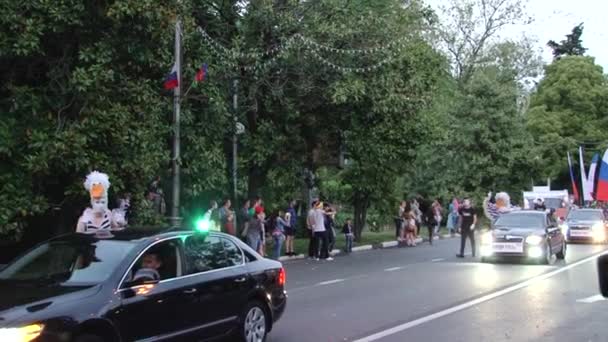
[588,153,600,199]
[163,63,179,90]
[568,152,580,204]
[195,63,208,83]
[595,149,608,201]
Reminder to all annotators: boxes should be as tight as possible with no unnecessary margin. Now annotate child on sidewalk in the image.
[342,218,354,253]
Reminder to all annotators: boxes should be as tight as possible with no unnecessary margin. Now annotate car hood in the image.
[493,227,544,237]
[0,281,101,325]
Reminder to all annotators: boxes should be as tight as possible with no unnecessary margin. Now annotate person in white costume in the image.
[76,171,127,233]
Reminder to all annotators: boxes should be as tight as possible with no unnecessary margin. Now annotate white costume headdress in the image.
[84,171,110,200]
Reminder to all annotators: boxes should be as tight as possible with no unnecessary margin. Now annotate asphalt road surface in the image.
[268,236,608,342]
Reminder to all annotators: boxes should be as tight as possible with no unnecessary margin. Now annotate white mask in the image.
[92,198,107,214]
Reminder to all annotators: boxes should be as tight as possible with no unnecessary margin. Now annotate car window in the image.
[123,239,181,286]
[568,210,604,221]
[0,239,135,286]
[184,235,227,274]
[222,238,244,267]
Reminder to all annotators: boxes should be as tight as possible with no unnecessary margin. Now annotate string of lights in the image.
[196,27,406,73]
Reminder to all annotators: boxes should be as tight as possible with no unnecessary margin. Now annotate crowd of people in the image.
[205,196,358,261]
[204,197,300,260]
[394,197,479,257]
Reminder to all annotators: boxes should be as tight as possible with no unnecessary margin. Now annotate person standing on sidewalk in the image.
[324,203,337,253]
[342,218,354,253]
[312,201,332,261]
[246,210,265,255]
[272,210,288,260]
[395,201,406,239]
[285,200,298,256]
[423,204,435,245]
[432,199,443,239]
[307,200,318,259]
[457,198,477,258]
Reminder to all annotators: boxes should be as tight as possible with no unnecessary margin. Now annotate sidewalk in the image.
[278,229,459,262]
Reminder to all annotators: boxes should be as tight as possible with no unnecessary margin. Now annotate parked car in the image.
[0,228,286,341]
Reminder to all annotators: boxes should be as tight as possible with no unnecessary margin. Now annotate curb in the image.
[380,241,399,248]
[279,254,306,262]
[352,244,373,252]
[279,234,456,262]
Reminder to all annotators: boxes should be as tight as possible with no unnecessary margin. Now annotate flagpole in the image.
[232,78,238,231]
[170,19,182,227]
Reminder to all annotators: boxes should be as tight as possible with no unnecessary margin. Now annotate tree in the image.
[301,1,445,240]
[406,0,541,203]
[547,23,587,60]
[0,0,236,239]
[526,56,608,180]
[434,0,532,85]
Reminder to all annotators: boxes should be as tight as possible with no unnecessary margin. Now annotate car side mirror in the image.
[126,277,159,288]
[598,255,608,297]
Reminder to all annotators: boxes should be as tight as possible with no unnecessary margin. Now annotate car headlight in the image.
[0,324,44,342]
[592,223,604,232]
[526,235,543,245]
[481,232,493,245]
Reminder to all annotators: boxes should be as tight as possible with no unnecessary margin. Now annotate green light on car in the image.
[195,215,210,234]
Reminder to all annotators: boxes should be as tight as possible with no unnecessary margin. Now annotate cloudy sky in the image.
[424,0,607,70]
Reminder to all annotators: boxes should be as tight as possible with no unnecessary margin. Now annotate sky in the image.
[425,0,608,71]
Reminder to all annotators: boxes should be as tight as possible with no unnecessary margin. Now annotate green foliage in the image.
[547,23,588,60]
[0,0,230,236]
[526,56,608,180]
[0,0,572,246]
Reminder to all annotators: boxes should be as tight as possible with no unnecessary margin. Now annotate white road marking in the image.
[431,258,444,262]
[384,267,402,272]
[576,294,606,303]
[353,249,608,342]
[317,279,345,286]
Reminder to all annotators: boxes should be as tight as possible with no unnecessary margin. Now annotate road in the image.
[268,237,608,342]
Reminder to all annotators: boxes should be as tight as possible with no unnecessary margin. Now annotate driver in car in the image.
[132,252,162,282]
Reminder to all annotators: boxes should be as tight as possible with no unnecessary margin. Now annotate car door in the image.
[219,237,250,316]
[546,214,562,252]
[181,234,243,340]
[109,238,192,341]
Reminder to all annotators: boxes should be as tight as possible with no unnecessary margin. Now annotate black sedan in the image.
[563,208,607,243]
[0,228,286,342]
[480,211,566,264]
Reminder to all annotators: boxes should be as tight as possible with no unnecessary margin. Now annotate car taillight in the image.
[278,267,286,286]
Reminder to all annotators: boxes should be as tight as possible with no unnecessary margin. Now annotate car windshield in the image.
[568,211,603,221]
[544,198,563,209]
[495,213,545,229]
[0,237,136,286]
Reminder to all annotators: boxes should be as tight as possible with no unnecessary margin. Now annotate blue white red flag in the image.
[164,63,179,90]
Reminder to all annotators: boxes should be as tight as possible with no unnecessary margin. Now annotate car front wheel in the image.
[240,301,268,342]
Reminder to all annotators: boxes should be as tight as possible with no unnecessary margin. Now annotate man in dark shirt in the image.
[457,198,477,258]
[534,198,546,211]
